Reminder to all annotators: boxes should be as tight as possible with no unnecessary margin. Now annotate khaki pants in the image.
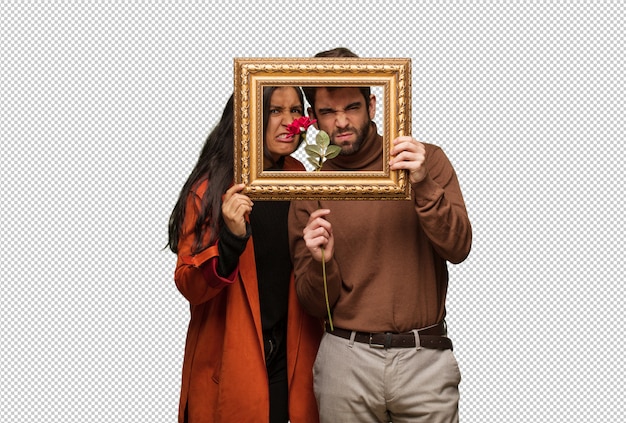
[313,331,461,423]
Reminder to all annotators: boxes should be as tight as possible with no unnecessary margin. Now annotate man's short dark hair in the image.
[314,47,359,58]
[304,47,371,114]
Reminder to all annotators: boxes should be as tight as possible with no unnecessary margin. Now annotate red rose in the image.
[286,116,317,138]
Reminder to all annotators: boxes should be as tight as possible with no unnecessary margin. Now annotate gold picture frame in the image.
[233,57,412,200]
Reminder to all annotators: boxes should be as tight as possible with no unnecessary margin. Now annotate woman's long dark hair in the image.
[167,95,234,254]
[167,87,305,254]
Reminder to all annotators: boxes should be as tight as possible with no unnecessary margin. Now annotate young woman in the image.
[168,87,322,423]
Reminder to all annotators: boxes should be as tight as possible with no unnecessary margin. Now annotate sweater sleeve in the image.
[216,222,251,277]
[288,200,343,319]
[411,145,472,263]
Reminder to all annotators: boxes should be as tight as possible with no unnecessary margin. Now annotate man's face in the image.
[311,87,376,155]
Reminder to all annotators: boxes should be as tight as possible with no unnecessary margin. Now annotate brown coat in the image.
[175,157,322,422]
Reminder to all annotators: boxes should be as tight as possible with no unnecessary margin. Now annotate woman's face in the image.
[264,87,304,163]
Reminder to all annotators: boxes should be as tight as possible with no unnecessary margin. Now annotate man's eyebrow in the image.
[345,101,362,109]
[317,102,362,114]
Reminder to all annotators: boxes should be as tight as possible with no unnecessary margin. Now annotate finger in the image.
[391,139,422,156]
[391,136,419,150]
[306,225,329,239]
[231,201,253,217]
[234,195,253,208]
[223,196,253,218]
[309,208,331,220]
[392,135,415,144]
[223,183,247,202]
[305,234,328,251]
[225,183,245,196]
[390,151,417,167]
[303,223,328,243]
[392,136,422,146]
[305,209,331,231]
[303,218,333,239]
[224,192,253,209]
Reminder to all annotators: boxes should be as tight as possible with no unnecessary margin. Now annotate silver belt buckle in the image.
[369,333,393,349]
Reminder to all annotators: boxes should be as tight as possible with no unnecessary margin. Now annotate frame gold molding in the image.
[233,57,412,200]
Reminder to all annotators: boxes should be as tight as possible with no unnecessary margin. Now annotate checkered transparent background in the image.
[1,1,624,421]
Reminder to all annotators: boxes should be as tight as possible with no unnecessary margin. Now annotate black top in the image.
[249,200,291,332]
[216,157,292,333]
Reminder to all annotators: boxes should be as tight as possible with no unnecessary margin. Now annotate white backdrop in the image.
[1,1,624,421]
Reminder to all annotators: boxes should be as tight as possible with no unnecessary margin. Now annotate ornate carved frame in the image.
[233,57,412,200]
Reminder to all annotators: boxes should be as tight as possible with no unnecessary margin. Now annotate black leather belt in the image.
[326,321,453,350]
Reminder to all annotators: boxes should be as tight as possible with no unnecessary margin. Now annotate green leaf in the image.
[307,157,322,170]
[304,145,322,157]
[316,131,330,149]
[325,145,341,160]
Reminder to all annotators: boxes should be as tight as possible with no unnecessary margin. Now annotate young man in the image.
[288,48,472,422]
